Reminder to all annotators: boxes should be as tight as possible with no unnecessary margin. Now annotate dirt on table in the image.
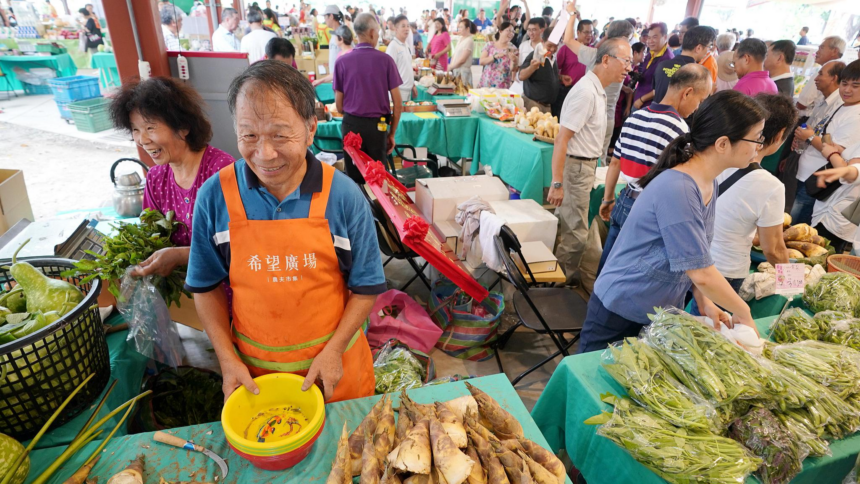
[0,121,138,220]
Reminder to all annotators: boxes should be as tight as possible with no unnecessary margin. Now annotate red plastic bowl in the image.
[227,419,325,471]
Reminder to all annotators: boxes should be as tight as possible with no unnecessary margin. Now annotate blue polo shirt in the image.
[185,151,387,295]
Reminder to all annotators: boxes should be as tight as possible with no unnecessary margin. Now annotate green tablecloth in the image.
[90,52,118,88]
[23,312,149,450]
[28,374,571,483]
[0,39,90,68]
[589,183,625,228]
[314,112,479,160]
[531,315,860,484]
[315,83,335,104]
[470,115,553,203]
[0,53,77,91]
[414,84,467,103]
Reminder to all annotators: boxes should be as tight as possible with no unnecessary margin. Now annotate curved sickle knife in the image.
[154,431,229,479]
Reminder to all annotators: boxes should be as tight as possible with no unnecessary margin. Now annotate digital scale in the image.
[436,99,471,117]
[427,83,455,96]
[0,218,106,263]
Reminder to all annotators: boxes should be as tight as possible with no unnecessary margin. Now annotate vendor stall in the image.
[414,84,468,103]
[0,39,90,68]
[26,375,571,483]
[531,314,860,484]
[0,52,76,91]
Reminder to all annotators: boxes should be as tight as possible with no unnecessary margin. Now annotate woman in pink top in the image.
[110,76,235,277]
[428,18,451,71]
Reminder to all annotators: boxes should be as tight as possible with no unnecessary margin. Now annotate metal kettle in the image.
[111,158,150,218]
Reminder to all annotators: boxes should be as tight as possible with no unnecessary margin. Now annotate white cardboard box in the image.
[434,219,461,255]
[0,170,34,236]
[514,241,558,274]
[488,199,558,250]
[415,175,509,224]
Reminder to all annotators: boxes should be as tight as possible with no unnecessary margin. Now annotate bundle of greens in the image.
[729,407,808,484]
[770,308,820,343]
[814,311,853,334]
[601,338,722,433]
[774,410,831,458]
[373,341,427,394]
[803,273,860,316]
[758,358,818,411]
[844,453,860,484]
[824,318,860,351]
[585,395,761,484]
[642,309,776,404]
[61,209,189,308]
[764,340,860,399]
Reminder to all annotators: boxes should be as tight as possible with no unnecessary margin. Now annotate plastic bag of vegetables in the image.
[803,273,860,316]
[769,308,819,343]
[774,409,831,458]
[117,268,185,368]
[372,339,433,394]
[814,311,854,334]
[844,453,860,484]
[601,338,722,433]
[585,395,761,484]
[764,340,860,399]
[729,407,809,484]
[823,318,860,351]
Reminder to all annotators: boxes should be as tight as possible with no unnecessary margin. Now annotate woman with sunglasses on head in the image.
[578,90,767,354]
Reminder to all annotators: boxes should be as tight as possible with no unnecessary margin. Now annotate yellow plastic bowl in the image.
[221,373,325,456]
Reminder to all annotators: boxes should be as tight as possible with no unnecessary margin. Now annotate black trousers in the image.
[341,113,390,184]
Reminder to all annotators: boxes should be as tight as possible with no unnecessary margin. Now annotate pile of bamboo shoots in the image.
[326,382,565,484]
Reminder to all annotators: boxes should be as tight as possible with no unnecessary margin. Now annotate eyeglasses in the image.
[609,55,634,68]
[739,136,766,146]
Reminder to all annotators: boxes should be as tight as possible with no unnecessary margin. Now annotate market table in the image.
[314,112,479,160]
[0,53,77,91]
[90,52,119,89]
[27,374,573,483]
[23,312,150,450]
[531,315,860,484]
[414,84,467,103]
[0,39,90,68]
[315,82,335,104]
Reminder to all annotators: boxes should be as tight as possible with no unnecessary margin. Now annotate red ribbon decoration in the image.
[343,132,363,150]
[403,216,430,247]
[364,160,387,186]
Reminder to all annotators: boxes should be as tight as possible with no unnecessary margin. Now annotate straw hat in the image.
[717,51,738,83]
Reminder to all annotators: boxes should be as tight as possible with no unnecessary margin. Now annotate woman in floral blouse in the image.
[479,22,519,88]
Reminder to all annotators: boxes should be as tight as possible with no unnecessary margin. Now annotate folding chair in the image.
[361,186,432,292]
[493,228,587,385]
[387,145,438,189]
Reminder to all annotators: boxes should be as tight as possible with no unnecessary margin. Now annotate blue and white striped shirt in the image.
[613,103,688,191]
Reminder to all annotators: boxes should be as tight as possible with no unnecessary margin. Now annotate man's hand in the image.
[623,106,631,118]
[564,0,577,15]
[821,143,844,160]
[560,74,573,86]
[387,131,395,154]
[132,248,183,278]
[301,346,344,401]
[547,186,564,207]
[621,85,633,95]
[530,58,540,68]
[815,165,860,187]
[221,357,259,402]
[794,126,813,141]
[599,200,614,222]
[633,98,643,110]
[312,79,324,87]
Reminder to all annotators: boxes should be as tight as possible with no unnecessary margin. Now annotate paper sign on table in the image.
[775,263,806,295]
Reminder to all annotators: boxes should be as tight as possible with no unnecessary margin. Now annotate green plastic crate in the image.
[69,97,112,133]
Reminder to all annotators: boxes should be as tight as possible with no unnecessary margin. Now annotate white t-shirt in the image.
[796,102,860,181]
[451,35,474,70]
[212,25,240,52]
[578,45,623,120]
[559,71,607,159]
[240,29,278,63]
[711,168,786,279]
[386,37,413,92]
[812,142,860,242]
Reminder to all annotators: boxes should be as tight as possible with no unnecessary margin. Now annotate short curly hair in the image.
[110,77,213,152]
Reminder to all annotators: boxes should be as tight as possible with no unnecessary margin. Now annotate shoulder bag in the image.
[804,105,845,201]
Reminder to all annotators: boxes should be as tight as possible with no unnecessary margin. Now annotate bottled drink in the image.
[794,123,808,154]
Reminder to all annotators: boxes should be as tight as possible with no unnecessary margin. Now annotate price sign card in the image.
[775,263,806,295]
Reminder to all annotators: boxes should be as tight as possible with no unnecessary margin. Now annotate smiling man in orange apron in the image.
[185,61,387,402]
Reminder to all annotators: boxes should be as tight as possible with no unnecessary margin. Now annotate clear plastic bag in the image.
[813,310,854,334]
[601,338,722,433]
[729,407,809,484]
[774,409,831,458]
[769,308,819,343]
[117,268,185,368]
[803,273,860,315]
[763,340,860,400]
[372,339,429,394]
[844,453,860,484]
[823,318,860,351]
[640,308,769,404]
[588,396,761,484]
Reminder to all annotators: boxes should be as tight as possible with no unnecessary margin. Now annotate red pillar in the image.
[102,0,170,165]
[685,0,704,18]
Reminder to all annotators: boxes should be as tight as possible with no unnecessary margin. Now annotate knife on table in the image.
[154,431,229,479]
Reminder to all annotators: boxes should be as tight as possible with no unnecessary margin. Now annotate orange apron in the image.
[220,163,375,403]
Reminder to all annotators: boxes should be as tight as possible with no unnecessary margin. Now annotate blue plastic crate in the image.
[55,100,73,120]
[49,75,101,103]
[22,83,52,96]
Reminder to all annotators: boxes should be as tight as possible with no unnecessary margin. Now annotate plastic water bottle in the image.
[794,123,808,154]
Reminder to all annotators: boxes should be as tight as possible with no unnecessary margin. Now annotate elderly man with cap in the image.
[334,12,403,183]
[186,61,386,403]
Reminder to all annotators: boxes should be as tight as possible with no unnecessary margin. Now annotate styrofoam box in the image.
[488,199,558,250]
[415,175,509,224]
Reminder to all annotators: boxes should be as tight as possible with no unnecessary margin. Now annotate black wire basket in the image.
[0,259,110,440]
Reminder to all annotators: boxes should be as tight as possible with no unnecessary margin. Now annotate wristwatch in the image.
[806,134,815,143]
[551,181,563,189]
[601,199,614,205]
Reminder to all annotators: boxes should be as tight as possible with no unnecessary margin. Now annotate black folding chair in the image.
[387,145,438,189]
[493,229,587,385]
[312,135,344,157]
[361,186,431,291]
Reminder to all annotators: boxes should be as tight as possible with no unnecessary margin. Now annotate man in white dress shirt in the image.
[212,8,241,52]
[386,14,415,101]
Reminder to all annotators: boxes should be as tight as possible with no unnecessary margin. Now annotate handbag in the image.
[804,106,844,201]
[428,279,504,361]
[779,152,802,213]
[87,33,101,43]
[366,289,443,354]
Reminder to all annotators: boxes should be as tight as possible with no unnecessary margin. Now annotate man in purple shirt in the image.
[733,38,778,96]
[551,19,593,117]
[632,21,673,110]
[334,12,403,183]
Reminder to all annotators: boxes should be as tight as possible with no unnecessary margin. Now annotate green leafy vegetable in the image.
[770,308,819,343]
[764,340,860,399]
[813,311,853,334]
[373,342,426,394]
[61,209,190,308]
[774,410,830,458]
[823,318,860,351]
[729,407,807,484]
[803,273,860,316]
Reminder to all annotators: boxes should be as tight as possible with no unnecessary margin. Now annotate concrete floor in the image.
[0,92,581,411]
